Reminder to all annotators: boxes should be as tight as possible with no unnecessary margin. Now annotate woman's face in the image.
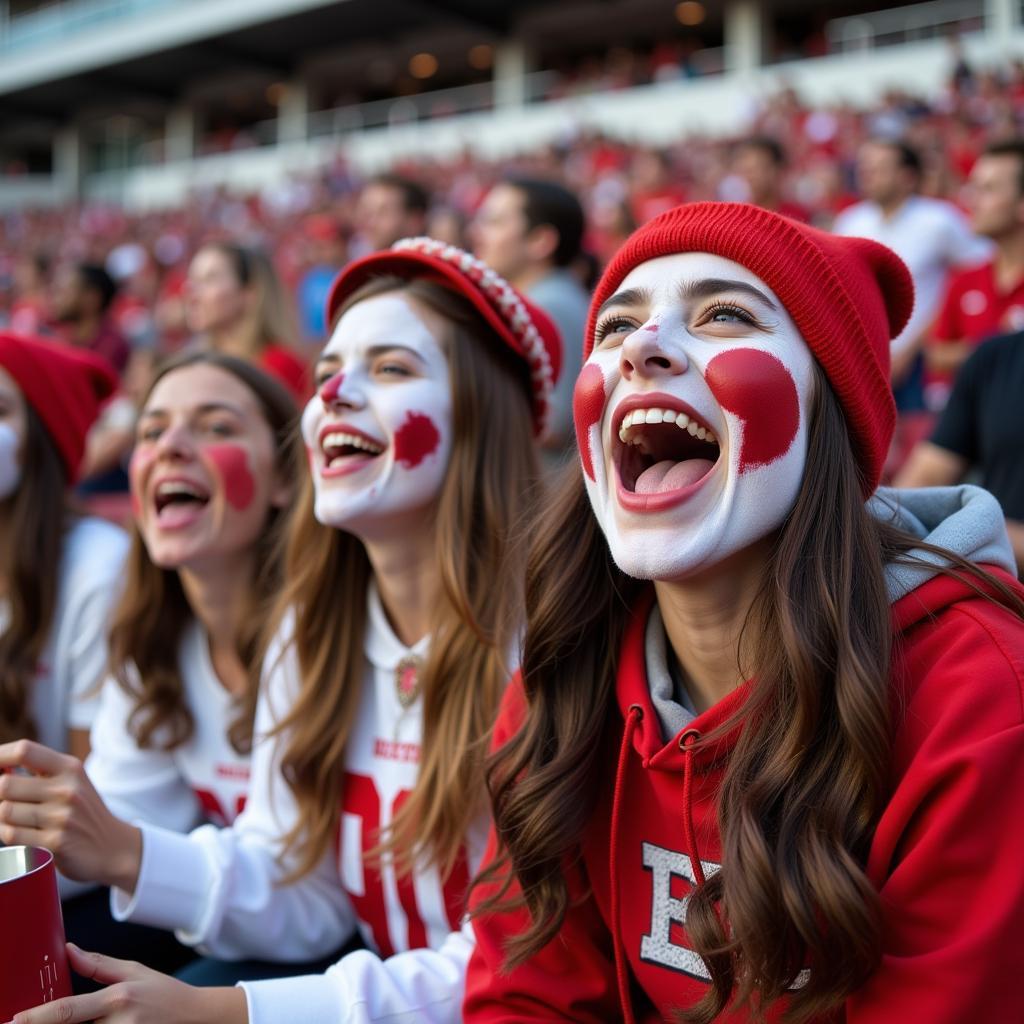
[574,251,815,581]
[130,364,289,571]
[302,291,453,537]
[185,248,248,335]
[0,367,26,501]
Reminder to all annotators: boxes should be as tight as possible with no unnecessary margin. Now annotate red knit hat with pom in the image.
[326,237,562,438]
[586,202,914,494]
[0,332,118,482]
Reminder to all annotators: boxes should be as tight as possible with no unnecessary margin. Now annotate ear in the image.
[525,223,559,265]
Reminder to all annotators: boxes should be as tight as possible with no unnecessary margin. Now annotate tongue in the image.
[635,458,715,495]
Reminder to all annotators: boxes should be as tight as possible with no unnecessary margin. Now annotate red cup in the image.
[0,846,72,1019]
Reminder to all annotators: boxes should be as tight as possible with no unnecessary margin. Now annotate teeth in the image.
[156,481,205,499]
[616,407,719,449]
[322,431,384,455]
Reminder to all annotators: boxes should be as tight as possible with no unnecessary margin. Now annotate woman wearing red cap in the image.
[465,203,1024,1023]
[0,352,301,968]
[8,240,560,1024]
[0,332,129,760]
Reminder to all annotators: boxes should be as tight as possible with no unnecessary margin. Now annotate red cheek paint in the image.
[319,371,344,403]
[573,362,607,481]
[394,412,441,469]
[704,348,800,472]
[204,443,256,510]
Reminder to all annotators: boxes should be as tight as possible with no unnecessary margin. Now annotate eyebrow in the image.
[140,401,247,419]
[595,287,652,317]
[316,344,429,365]
[595,278,778,317]
[678,278,778,311]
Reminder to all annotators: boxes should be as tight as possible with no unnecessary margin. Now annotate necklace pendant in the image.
[394,655,423,710]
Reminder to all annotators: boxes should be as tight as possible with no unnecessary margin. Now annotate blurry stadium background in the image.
[1,0,1021,208]
[2,0,1024,358]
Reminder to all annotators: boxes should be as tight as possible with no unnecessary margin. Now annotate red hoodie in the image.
[466,568,1024,1022]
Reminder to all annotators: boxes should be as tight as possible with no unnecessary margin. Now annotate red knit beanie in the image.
[586,202,914,494]
[0,332,118,482]
[326,238,562,438]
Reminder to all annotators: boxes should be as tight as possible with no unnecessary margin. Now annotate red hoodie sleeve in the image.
[464,682,623,1023]
[848,596,1024,1021]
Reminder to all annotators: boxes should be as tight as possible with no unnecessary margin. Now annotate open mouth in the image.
[319,425,386,474]
[152,479,210,527]
[614,403,721,506]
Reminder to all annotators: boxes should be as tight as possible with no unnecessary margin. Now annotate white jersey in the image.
[112,583,489,1024]
[86,618,251,836]
[0,516,129,753]
[833,196,992,358]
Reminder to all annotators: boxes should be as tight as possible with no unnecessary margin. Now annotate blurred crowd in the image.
[1,50,1023,531]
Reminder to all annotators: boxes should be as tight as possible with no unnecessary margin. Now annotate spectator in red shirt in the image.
[731,136,810,222]
[628,150,686,225]
[928,139,1024,380]
[51,262,131,376]
[185,242,309,404]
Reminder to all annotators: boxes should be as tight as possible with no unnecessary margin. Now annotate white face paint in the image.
[302,292,453,536]
[0,368,26,502]
[0,424,21,500]
[573,252,815,581]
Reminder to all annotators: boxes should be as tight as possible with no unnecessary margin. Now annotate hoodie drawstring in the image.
[680,729,704,886]
[610,704,642,1024]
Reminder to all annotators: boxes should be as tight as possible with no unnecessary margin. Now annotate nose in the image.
[319,370,364,411]
[619,323,688,382]
[153,419,196,461]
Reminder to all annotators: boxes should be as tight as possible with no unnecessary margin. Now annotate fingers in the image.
[0,740,73,776]
[0,820,48,849]
[0,772,56,803]
[66,943,147,986]
[11,990,108,1024]
[0,800,43,830]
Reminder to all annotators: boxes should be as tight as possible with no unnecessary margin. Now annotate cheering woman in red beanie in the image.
[466,203,1024,1023]
[0,332,128,760]
[8,239,560,1024]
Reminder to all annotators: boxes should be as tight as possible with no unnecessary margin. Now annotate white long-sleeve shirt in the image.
[0,515,129,753]
[87,618,252,834]
[111,584,488,1024]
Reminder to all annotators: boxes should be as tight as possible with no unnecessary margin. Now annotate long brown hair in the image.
[202,242,297,358]
[269,275,539,883]
[0,405,73,744]
[108,351,301,755]
[478,374,1024,1022]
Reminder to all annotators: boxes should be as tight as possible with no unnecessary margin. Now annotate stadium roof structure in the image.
[0,0,552,120]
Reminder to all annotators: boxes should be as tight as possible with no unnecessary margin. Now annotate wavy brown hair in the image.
[108,351,301,755]
[269,275,539,883]
[477,373,1024,1022]
[0,405,73,744]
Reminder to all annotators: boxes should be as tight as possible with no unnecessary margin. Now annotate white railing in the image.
[827,0,986,53]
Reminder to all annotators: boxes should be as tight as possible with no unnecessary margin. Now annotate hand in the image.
[0,740,141,891]
[8,944,248,1024]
